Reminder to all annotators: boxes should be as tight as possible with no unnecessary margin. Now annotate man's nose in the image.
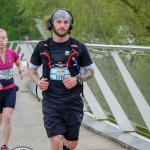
[60,22,65,27]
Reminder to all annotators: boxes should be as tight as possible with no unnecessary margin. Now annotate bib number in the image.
[0,68,13,80]
[50,67,71,81]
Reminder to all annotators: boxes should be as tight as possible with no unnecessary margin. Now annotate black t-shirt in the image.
[30,37,93,103]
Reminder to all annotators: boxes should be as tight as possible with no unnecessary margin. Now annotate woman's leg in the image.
[2,107,14,145]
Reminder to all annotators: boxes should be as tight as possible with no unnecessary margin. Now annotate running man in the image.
[28,9,94,150]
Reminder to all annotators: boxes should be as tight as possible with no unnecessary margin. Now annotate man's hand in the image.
[63,77,77,89]
[37,78,49,91]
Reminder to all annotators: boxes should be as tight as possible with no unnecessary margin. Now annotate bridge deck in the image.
[0,71,131,150]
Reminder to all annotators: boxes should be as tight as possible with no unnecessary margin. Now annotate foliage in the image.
[0,0,150,45]
[0,0,42,40]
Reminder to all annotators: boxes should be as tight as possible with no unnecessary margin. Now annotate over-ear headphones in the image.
[47,9,74,31]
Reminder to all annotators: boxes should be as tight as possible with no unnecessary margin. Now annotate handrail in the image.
[8,40,150,51]
[86,43,150,51]
[7,40,150,139]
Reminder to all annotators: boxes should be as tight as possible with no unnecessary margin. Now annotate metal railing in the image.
[7,40,150,139]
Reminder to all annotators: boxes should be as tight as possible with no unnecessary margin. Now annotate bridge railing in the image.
[7,41,150,139]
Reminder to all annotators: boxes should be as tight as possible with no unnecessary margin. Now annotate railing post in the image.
[94,62,135,132]
[112,51,150,132]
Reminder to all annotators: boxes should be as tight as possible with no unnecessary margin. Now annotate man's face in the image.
[52,18,70,37]
[0,31,7,49]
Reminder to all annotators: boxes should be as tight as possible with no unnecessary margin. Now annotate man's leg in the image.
[2,107,14,145]
[63,138,78,150]
[50,135,63,150]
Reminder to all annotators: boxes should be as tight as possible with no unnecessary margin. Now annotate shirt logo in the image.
[65,51,70,55]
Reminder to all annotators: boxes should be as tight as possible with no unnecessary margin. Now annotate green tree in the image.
[0,0,42,40]
[1,0,150,45]
[16,0,150,45]
[119,0,150,45]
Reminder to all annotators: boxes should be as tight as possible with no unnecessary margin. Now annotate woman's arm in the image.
[15,59,24,80]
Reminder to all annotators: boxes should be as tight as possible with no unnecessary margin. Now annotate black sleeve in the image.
[78,42,93,67]
[30,41,45,66]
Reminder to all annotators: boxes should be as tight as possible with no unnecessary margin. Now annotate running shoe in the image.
[1,146,9,150]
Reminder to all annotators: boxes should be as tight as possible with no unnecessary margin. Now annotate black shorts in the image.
[42,98,84,141]
[0,85,19,113]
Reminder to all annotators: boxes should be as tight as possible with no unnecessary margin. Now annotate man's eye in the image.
[56,21,61,23]
[64,21,69,24]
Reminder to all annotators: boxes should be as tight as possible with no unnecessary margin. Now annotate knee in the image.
[3,115,12,125]
[51,135,63,148]
[67,141,78,150]
[53,136,62,144]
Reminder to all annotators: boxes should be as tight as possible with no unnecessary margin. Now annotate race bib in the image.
[50,67,71,81]
[0,68,13,80]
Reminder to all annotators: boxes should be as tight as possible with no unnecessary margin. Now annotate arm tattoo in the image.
[81,68,94,82]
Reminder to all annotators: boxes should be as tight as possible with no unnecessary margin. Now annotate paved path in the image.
[1,73,130,150]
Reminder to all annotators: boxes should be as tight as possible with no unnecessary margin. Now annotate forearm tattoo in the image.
[81,69,94,82]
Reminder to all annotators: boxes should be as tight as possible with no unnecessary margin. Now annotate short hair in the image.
[0,28,7,36]
[0,28,8,41]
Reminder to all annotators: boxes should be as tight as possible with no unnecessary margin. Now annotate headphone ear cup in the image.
[47,22,52,31]
[69,24,73,30]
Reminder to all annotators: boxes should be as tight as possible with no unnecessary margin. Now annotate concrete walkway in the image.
[1,73,130,150]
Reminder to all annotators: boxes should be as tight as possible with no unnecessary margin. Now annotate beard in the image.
[53,26,70,37]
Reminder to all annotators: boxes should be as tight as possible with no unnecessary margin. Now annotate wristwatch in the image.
[76,75,82,84]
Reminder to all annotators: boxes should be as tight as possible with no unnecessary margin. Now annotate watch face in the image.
[78,78,80,83]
